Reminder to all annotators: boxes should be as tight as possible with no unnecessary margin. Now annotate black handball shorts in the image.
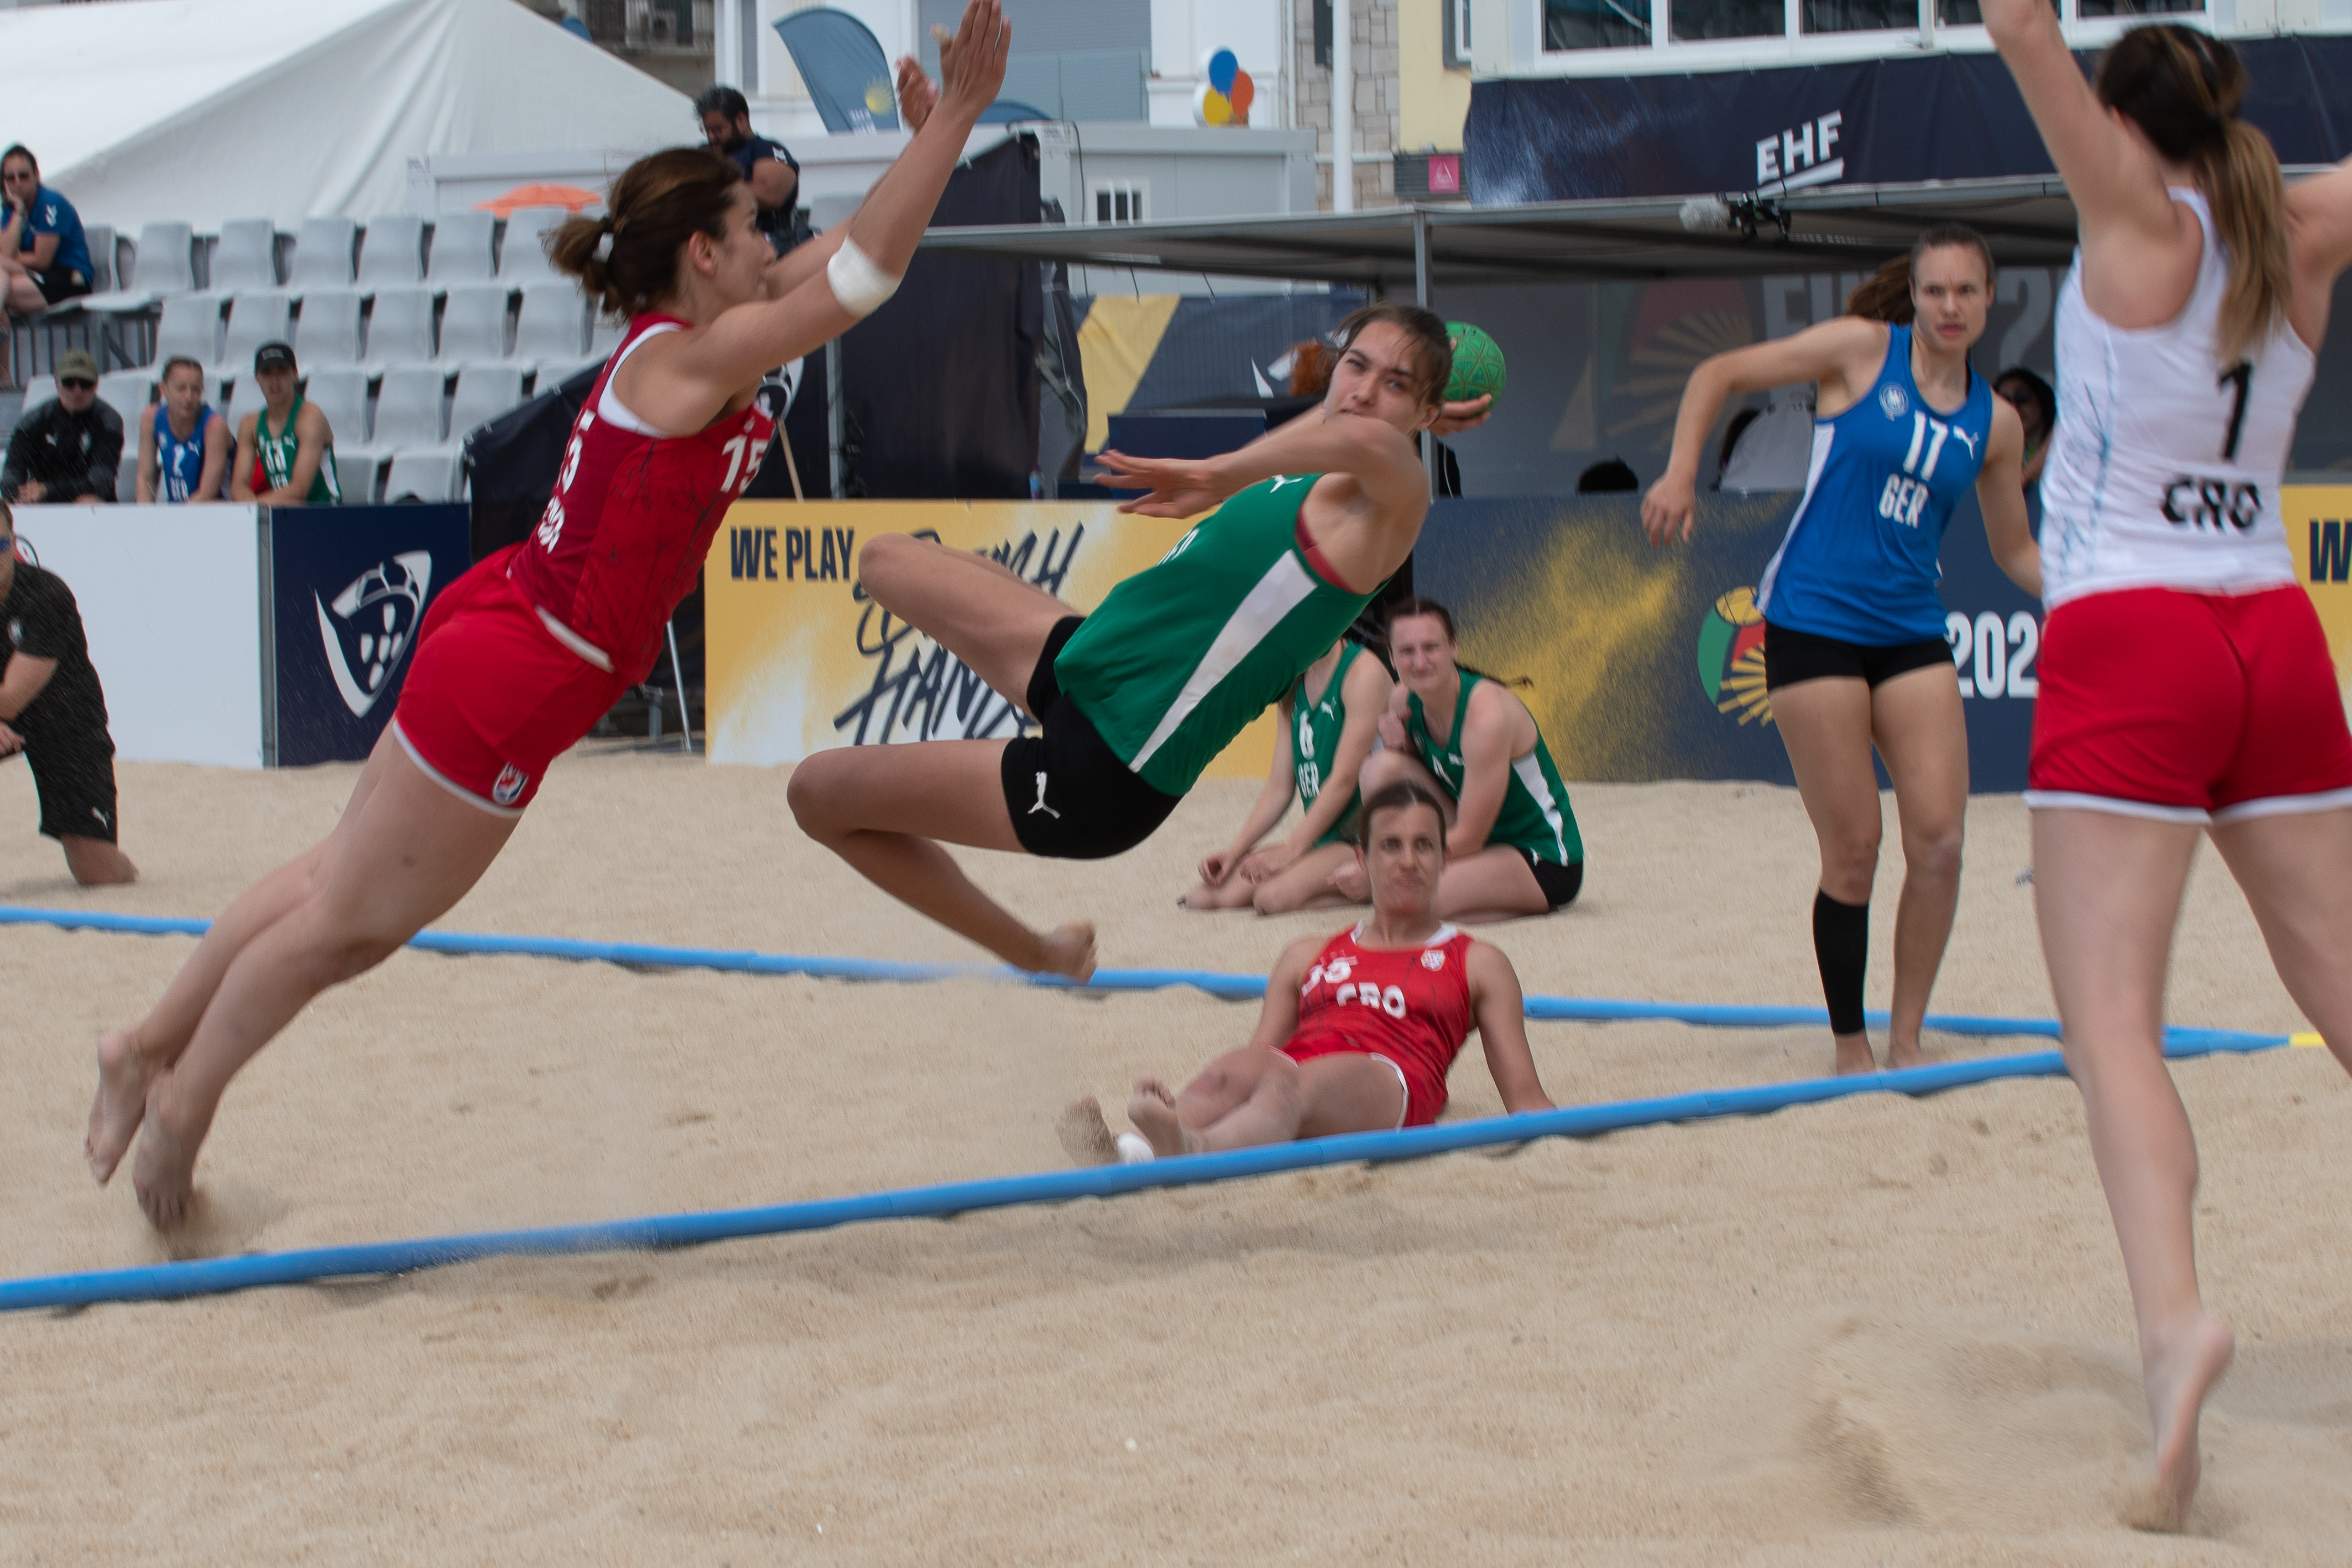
[23,731,119,843]
[1763,622,1954,692]
[1001,616,1182,861]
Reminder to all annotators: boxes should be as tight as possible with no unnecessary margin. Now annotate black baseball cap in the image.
[253,341,297,373]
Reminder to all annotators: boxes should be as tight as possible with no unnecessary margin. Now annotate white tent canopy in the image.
[0,0,697,231]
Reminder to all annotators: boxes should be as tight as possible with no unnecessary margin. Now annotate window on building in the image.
[1092,183,1147,224]
[1937,0,2057,22]
[1670,1,1785,41]
[1803,0,1914,31]
[1545,0,1650,51]
[2076,0,2203,14]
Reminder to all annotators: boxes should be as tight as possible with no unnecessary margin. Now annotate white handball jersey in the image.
[2039,187,2314,609]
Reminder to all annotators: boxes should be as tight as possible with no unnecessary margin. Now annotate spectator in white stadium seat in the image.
[698,85,800,253]
[137,356,229,504]
[0,146,95,315]
[4,349,120,504]
[229,342,341,505]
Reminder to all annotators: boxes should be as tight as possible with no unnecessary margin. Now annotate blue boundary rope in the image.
[0,1025,2290,1313]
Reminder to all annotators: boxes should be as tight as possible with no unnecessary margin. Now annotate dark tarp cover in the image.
[1468,33,2352,206]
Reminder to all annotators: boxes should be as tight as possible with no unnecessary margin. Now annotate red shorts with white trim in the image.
[389,545,629,816]
[1276,1034,1446,1129]
[2026,585,2352,824]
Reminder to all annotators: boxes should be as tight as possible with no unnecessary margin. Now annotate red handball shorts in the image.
[2026,584,2352,825]
[389,545,629,816]
[1276,1034,1446,1129]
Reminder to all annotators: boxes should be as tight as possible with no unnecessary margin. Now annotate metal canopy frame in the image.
[917,170,2335,300]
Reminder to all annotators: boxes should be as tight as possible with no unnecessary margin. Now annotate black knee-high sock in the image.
[1812,891,1869,1037]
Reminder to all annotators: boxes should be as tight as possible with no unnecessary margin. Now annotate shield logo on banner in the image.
[315,551,433,718]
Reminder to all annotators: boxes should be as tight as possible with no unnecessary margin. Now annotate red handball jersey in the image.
[1284,923,1476,1120]
[506,314,775,684]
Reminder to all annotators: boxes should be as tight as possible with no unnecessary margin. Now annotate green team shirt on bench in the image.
[1404,667,1583,867]
[254,394,341,504]
[1054,474,1382,799]
[1292,637,1365,847]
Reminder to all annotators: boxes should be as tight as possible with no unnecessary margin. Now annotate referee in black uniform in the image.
[0,504,135,884]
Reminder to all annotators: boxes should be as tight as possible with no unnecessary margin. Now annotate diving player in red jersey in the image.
[1057,782,1557,1163]
[82,1,1015,1229]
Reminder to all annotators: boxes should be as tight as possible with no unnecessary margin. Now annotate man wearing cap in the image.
[697,85,801,253]
[0,502,136,884]
[230,341,340,506]
[2,350,121,505]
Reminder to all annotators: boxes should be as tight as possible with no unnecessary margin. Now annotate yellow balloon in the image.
[1203,90,1231,125]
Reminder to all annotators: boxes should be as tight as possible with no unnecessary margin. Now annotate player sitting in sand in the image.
[1060,781,1556,1163]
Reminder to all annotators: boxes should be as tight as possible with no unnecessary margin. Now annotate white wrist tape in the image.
[826,237,901,318]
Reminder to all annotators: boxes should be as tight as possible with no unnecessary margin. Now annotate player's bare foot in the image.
[130,1078,203,1229]
[1127,1077,1200,1159]
[1887,1035,1930,1071]
[86,1028,158,1185]
[1037,922,1097,982]
[2139,1312,2235,1532]
[1056,1096,1119,1166]
[1833,1032,1877,1076]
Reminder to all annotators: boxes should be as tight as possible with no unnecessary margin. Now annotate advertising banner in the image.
[266,504,472,766]
[705,499,1280,775]
[1408,490,2043,793]
[2287,485,2352,687]
[9,503,264,767]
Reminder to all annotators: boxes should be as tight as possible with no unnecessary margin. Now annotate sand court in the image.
[4,751,2351,1561]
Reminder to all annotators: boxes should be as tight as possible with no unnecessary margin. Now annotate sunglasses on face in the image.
[58,378,93,391]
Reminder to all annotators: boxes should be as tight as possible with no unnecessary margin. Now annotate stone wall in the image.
[1293,0,1403,211]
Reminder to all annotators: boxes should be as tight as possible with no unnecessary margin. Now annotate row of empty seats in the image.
[70,209,585,315]
[17,359,602,505]
[149,284,621,379]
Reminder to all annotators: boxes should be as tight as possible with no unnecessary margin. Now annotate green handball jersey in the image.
[1404,669,1582,867]
[254,394,340,504]
[1055,475,1381,798]
[1292,639,1364,847]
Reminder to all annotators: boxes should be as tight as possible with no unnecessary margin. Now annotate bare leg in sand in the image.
[1122,1048,1404,1158]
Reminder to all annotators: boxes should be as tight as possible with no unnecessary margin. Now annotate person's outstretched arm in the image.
[1977,396,2042,599]
[630,0,1010,430]
[1095,400,1426,522]
[1204,698,1300,889]
[1467,943,1553,1113]
[1641,315,1885,546]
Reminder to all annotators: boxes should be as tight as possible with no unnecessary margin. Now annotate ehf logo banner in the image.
[268,504,471,767]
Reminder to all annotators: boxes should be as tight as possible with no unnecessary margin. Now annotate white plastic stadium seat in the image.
[210,219,278,293]
[359,287,437,371]
[17,373,56,413]
[393,363,526,501]
[82,224,113,294]
[382,450,461,504]
[77,221,198,313]
[425,211,496,286]
[287,216,358,294]
[512,282,588,373]
[152,293,225,367]
[222,293,292,371]
[336,451,382,507]
[292,289,363,368]
[588,312,624,355]
[95,371,152,424]
[224,373,270,438]
[498,206,568,282]
[338,363,447,480]
[435,284,511,365]
[301,367,370,452]
[357,214,426,287]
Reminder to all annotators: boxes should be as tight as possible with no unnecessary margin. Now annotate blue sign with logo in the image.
[268,505,471,766]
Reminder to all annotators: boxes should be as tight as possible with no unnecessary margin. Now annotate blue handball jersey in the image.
[1756,324,1996,646]
[152,402,213,502]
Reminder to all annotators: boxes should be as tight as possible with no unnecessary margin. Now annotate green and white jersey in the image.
[1291,639,1364,847]
[1055,475,1381,798]
[1404,668,1583,867]
[254,394,340,504]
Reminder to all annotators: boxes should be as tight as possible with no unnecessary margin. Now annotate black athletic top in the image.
[2,397,122,504]
[2,562,109,743]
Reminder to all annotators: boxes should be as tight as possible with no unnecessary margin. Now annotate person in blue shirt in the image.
[137,357,229,504]
[697,87,801,254]
[0,146,94,315]
[1641,227,2041,1079]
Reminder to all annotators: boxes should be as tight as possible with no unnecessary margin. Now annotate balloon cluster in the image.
[1192,48,1255,127]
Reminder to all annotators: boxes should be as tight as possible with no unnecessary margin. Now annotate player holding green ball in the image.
[1445,321,1506,410]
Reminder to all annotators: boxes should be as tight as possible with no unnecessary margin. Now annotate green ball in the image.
[1443,321,1506,408]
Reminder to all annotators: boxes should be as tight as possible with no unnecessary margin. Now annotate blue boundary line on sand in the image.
[0,903,2293,1312]
[0,1026,2290,1314]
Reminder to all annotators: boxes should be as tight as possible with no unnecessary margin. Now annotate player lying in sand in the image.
[1059,781,1555,1163]
[789,303,1488,981]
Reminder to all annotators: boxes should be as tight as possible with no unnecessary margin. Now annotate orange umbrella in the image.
[477,182,603,216]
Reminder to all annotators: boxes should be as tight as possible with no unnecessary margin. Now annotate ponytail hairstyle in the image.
[2096,24,2288,366]
[548,146,745,318]
[1382,595,1534,689]
[1846,224,1997,324]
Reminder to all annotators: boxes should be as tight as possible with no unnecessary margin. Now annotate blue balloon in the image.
[1208,48,1238,95]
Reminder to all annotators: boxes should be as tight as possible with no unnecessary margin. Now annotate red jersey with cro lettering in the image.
[1287,923,1475,1106]
[506,313,774,684]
